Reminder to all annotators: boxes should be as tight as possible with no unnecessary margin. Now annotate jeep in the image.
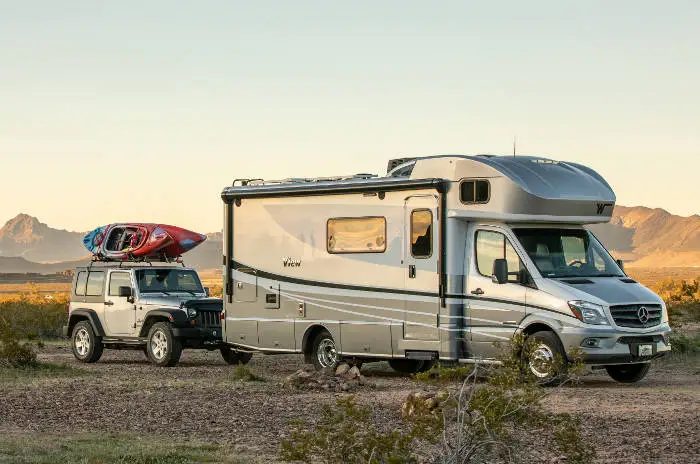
[63,262,252,366]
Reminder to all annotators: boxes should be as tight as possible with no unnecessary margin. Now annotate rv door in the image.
[403,196,440,341]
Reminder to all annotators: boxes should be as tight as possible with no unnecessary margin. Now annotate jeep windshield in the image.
[135,269,204,294]
[513,228,624,279]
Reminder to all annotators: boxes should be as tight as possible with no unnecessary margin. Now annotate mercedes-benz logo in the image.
[637,306,650,324]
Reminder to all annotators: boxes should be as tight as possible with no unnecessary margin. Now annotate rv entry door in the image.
[403,196,440,341]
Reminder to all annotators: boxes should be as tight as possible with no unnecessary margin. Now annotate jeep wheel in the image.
[311,330,339,370]
[71,321,103,363]
[220,346,253,365]
[388,359,434,374]
[524,331,568,386]
[605,363,650,383]
[147,322,182,367]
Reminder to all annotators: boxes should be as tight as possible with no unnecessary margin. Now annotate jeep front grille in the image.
[196,311,221,328]
[609,304,662,328]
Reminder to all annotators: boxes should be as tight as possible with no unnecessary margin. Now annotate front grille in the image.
[196,310,221,328]
[609,304,662,328]
[617,335,663,344]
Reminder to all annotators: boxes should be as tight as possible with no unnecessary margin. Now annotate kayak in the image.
[83,223,207,261]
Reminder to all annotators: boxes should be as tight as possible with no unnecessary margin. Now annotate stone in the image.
[345,366,361,380]
[335,363,351,377]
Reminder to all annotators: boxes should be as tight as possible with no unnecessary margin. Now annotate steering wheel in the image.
[568,260,584,268]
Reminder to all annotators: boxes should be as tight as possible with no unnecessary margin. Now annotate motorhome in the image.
[219,155,671,383]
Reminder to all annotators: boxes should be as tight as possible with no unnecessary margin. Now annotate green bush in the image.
[414,363,473,384]
[229,363,264,382]
[0,299,67,339]
[0,316,38,368]
[280,396,422,464]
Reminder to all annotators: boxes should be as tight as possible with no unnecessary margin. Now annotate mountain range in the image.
[0,207,698,274]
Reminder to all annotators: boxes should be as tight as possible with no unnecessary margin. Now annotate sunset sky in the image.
[1,0,698,233]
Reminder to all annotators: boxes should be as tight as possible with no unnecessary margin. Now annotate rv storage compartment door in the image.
[403,196,440,341]
[234,268,258,302]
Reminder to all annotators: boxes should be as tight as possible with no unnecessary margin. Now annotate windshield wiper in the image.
[176,290,197,296]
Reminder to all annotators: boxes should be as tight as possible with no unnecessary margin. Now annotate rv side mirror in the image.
[204,287,210,297]
[118,286,133,298]
[615,259,625,271]
[492,259,508,285]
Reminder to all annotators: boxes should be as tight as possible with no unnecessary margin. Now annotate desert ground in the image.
[0,343,698,464]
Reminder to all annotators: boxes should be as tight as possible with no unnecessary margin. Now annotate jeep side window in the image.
[75,271,87,296]
[86,271,105,296]
[109,272,132,296]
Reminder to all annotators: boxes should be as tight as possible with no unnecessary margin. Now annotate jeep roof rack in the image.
[87,257,187,269]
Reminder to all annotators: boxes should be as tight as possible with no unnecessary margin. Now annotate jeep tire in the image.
[71,320,104,363]
[147,322,183,367]
[220,346,253,365]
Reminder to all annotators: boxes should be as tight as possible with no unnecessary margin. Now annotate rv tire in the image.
[221,346,253,365]
[311,330,339,370]
[523,330,568,386]
[605,363,650,383]
[388,359,433,374]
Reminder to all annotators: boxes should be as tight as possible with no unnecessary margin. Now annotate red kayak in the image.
[83,223,207,261]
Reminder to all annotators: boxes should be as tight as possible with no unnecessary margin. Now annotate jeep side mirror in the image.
[118,286,133,298]
[492,259,508,284]
[204,287,210,297]
[615,258,625,271]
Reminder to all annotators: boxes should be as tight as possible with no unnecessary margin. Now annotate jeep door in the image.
[103,270,136,335]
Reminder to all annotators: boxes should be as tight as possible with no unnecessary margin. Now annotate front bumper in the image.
[172,326,223,341]
[558,323,672,365]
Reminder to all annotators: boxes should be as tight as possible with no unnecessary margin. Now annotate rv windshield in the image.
[135,269,204,294]
[513,228,624,279]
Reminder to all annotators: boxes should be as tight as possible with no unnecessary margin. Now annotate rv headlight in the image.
[567,301,609,325]
[187,308,197,318]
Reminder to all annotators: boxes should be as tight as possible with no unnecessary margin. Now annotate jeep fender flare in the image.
[68,309,105,337]
[138,308,188,338]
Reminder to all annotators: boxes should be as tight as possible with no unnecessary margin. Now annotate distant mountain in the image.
[0,214,87,263]
[588,206,700,267]
[0,207,697,274]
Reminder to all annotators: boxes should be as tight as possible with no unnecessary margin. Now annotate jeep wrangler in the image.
[63,263,252,366]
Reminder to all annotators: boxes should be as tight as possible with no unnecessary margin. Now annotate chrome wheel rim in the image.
[75,328,90,357]
[317,338,338,368]
[529,343,555,378]
[151,330,168,360]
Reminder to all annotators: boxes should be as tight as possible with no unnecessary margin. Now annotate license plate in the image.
[638,344,653,356]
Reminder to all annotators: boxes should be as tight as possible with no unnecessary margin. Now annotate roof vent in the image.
[387,157,417,174]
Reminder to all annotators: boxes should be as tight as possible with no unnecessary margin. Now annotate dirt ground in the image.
[0,343,698,463]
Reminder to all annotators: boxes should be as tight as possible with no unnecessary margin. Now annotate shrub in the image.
[230,363,264,382]
[0,315,38,368]
[280,396,422,464]
[0,296,68,339]
[414,363,473,384]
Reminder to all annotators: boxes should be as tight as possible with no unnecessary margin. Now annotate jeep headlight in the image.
[568,301,609,325]
[187,308,197,318]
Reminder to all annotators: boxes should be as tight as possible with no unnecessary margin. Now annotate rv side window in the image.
[327,217,386,253]
[475,231,522,283]
[86,271,105,296]
[74,271,87,296]
[460,179,490,204]
[411,210,432,258]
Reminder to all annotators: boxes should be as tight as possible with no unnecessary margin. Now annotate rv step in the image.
[405,350,438,361]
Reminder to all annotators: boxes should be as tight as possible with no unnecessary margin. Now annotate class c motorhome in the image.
[219,155,671,383]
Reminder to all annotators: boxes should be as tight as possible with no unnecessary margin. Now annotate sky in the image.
[1,0,698,233]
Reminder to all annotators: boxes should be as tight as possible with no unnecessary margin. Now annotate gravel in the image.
[0,343,698,463]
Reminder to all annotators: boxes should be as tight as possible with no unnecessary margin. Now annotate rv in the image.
[219,155,671,384]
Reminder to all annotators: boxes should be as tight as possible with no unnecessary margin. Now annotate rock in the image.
[335,363,351,377]
[345,366,361,380]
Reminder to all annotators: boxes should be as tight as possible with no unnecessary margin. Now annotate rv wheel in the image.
[524,331,567,386]
[605,363,650,383]
[312,330,339,370]
[221,346,253,365]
